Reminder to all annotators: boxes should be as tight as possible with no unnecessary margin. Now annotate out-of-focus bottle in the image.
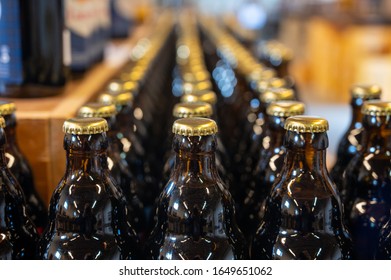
[342,101,391,259]
[98,90,159,232]
[64,0,110,73]
[0,116,38,259]
[148,118,247,260]
[330,85,381,191]
[0,0,67,97]
[38,118,141,259]
[240,101,305,240]
[0,101,47,234]
[77,102,144,238]
[251,116,352,259]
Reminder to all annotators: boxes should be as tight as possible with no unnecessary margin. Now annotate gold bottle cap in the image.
[182,70,210,83]
[267,101,306,117]
[0,117,5,128]
[77,103,116,118]
[362,101,391,116]
[63,118,109,135]
[98,91,133,106]
[284,115,329,133]
[172,117,218,136]
[351,84,382,99]
[0,101,16,115]
[107,79,138,93]
[246,68,276,83]
[181,90,217,105]
[173,102,213,118]
[260,88,295,103]
[257,78,286,93]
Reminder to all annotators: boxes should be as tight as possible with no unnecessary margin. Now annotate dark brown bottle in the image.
[342,101,391,259]
[161,102,214,186]
[77,103,144,238]
[98,91,159,231]
[37,118,141,259]
[148,118,247,259]
[330,85,381,192]
[236,88,295,205]
[251,116,352,259]
[0,101,47,234]
[0,116,38,259]
[240,101,305,240]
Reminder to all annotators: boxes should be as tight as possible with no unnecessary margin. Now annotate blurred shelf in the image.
[5,22,153,205]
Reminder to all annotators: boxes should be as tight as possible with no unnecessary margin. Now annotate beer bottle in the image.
[0,101,47,234]
[258,40,298,99]
[0,116,38,259]
[161,102,214,184]
[251,116,352,259]
[342,101,391,259]
[38,118,141,259]
[98,91,159,232]
[240,101,305,240]
[148,118,247,259]
[330,85,381,191]
[77,103,144,237]
[236,88,295,204]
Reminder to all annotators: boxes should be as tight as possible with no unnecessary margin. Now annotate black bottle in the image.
[342,101,391,259]
[0,116,38,259]
[0,101,47,234]
[148,118,247,259]
[330,85,381,192]
[0,0,67,97]
[251,116,352,259]
[240,101,305,240]
[77,102,144,238]
[38,118,141,259]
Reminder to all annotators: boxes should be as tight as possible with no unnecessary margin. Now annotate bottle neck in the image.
[268,115,286,148]
[283,131,329,174]
[64,133,109,176]
[362,115,391,152]
[172,134,218,180]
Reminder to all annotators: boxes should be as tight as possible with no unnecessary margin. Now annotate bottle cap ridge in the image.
[77,103,117,118]
[173,102,213,118]
[63,118,109,135]
[260,88,295,103]
[362,101,391,116]
[267,101,305,117]
[351,84,382,99]
[172,117,218,136]
[0,101,16,115]
[285,115,329,133]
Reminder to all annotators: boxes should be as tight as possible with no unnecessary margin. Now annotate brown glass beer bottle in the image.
[37,118,141,259]
[148,118,247,259]
[0,116,38,259]
[251,116,352,259]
